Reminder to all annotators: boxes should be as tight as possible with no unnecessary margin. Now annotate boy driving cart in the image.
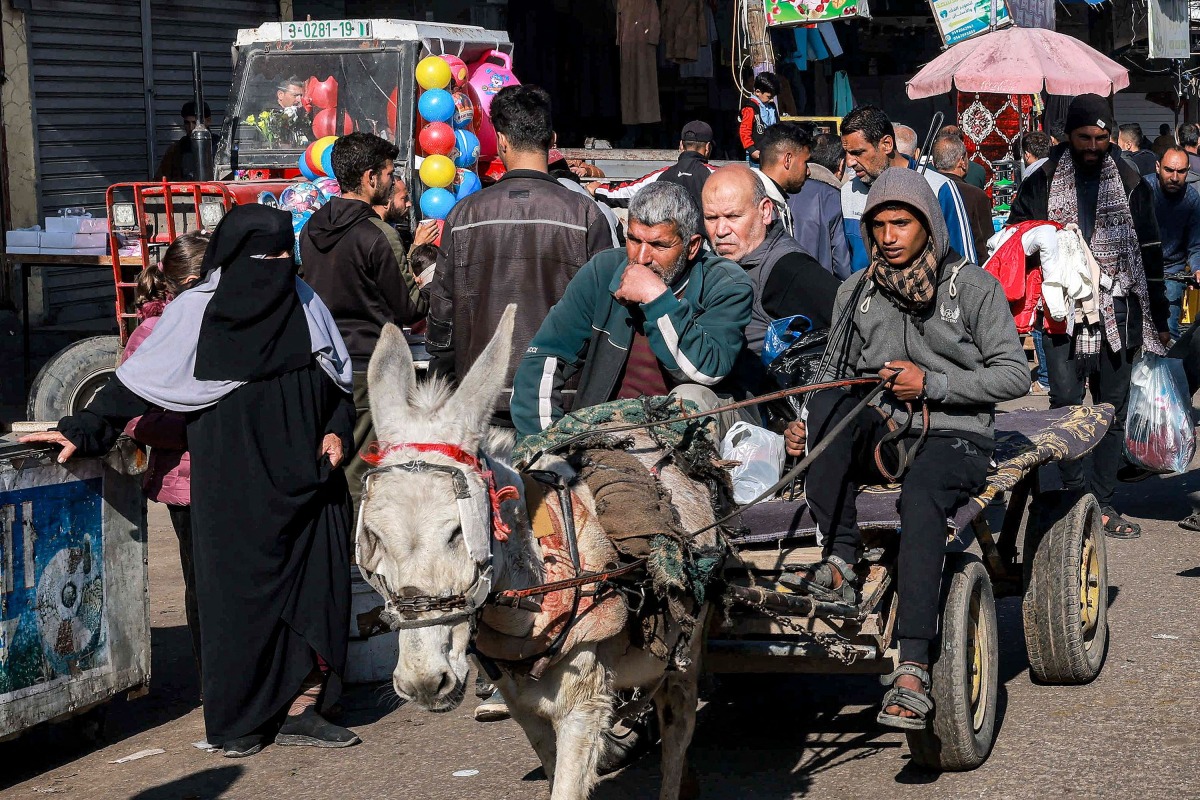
[781,168,1028,730]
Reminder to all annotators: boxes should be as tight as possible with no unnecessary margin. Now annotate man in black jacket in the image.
[590,120,717,211]
[1008,93,1170,539]
[427,84,612,425]
[300,132,426,512]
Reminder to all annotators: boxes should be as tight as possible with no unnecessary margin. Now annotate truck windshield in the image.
[231,49,402,153]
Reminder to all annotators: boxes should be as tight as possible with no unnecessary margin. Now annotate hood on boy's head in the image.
[859,167,949,264]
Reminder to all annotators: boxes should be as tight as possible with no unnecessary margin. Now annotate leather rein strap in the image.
[873,401,931,483]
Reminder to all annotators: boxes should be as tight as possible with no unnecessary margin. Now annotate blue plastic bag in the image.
[763,315,812,365]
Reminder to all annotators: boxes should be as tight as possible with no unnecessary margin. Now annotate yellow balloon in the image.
[416,56,452,91]
[311,135,339,161]
[419,154,456,188]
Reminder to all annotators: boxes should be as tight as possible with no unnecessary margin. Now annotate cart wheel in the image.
[907,553,999,771]
[1022,492,1107,684]
[27,335,122,421]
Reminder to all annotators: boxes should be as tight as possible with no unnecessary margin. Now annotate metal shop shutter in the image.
[1114,92,1177,140]
[26,0,148,218]
[149,0,279,174]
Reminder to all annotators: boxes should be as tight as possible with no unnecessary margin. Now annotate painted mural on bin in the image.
[0,476,107,696]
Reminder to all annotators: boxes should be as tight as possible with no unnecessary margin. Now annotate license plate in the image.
[281,19,373,41]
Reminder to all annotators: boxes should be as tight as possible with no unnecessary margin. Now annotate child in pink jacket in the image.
[122,231,209,683]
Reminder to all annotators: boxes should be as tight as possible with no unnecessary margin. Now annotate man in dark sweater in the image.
[300,132,426,511]
[702,164,839,392]
[1147,146,1200,338]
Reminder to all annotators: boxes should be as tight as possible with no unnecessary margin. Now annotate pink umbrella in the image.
[906,27,1130,99]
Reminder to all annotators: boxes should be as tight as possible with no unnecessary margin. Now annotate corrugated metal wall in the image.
[25,0,278,220]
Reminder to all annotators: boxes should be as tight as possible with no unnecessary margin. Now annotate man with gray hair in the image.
[893,124,919,161]
[932,134,993,260]
[511,181,753,438]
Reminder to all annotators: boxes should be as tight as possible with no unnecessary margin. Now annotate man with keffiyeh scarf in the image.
[1009,93,1170,539]
[779,168,1027,730]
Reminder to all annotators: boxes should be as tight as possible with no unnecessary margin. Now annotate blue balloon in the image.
[297,153,318,181]
[455,170,481,200]
[320,145,334,178]
[419,187,456,220]
[452,129,480,168]
[418,89,455,124]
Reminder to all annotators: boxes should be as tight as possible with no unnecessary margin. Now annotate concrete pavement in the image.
[3,403,1200,799]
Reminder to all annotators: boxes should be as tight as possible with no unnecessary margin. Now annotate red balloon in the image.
[418,122,456,156]
[312,108,354,138]
[307,76,338,109]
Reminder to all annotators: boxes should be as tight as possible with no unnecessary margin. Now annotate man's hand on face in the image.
[614,263,668,305]
[783,420,806,457]
[880,360,926,401]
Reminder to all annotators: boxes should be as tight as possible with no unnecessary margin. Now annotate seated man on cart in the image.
[781,167,1027,730]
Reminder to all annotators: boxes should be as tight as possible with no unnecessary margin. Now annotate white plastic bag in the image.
[721,421,786,504]
[1124,353,1195,474]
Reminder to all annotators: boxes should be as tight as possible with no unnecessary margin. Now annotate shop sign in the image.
[1148,0,1189,59]
[928,0,1012,47]
[765,0,870,26]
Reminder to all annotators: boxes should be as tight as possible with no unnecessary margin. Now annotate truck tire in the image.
[907,553,999,771]
[27,336,122,421]
[1022,492,1107,684]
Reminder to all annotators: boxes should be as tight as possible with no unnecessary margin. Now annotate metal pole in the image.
[190,52,214,183]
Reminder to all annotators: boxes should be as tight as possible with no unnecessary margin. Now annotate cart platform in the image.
[732,404,1114,546]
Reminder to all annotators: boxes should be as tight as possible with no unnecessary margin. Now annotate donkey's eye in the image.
[447,526,462,544]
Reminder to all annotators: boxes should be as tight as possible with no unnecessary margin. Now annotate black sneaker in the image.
[222,733,267,758]
[275,707,361,748]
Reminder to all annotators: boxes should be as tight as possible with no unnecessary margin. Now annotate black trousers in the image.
[1167,323,1200,397]
[1041,333,1135,507]
[804,388,991,664]
[167,504,202,683]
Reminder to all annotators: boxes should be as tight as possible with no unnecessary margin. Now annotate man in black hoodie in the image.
[300,132,426,511]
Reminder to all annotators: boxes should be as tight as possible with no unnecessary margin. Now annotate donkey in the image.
[357,306,717,800]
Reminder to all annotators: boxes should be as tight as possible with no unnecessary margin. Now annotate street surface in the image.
[3,397,1200,800]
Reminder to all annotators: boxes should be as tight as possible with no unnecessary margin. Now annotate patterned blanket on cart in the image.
[734,404,1114,545]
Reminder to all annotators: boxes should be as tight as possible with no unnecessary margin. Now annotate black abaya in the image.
[60,362,354,744]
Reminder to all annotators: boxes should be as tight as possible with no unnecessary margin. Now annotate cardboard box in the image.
[5,246,40,254]
[38,247,107,256]
[5,228,41,249]
[39,232,108,249]
[45,216,108,234]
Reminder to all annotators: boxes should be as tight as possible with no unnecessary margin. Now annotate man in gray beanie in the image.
[1008,93,1169,539]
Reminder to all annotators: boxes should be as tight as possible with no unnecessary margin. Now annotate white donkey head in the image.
[359,305,515,711]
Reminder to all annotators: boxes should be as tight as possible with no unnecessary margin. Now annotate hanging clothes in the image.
[662,0,706,64]
[833,70,855,118]
[680,6,717,79]
[618,0,662,124]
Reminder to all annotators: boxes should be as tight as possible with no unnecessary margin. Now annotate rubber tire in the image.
[1022,492,1108,684]
[907,553,999,772]
[27,336,122,421]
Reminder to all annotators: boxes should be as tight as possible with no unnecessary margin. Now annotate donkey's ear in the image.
[368,323,415,439]
[449,304,515,440]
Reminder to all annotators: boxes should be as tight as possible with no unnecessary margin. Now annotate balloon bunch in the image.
[414,55,482,221]
[305,76,355,139]
[297,135,339,181]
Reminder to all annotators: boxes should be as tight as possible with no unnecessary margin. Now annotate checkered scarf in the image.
[1047,152,1165,357]
[865,240,942,316]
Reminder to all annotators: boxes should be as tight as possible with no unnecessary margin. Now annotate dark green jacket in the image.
[511,248,752,437]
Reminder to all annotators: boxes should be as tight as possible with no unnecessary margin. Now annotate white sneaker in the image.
[474,688,509,722]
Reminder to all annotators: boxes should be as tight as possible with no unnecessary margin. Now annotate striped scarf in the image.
[1047,153,1165,356]
[866,240,941,316]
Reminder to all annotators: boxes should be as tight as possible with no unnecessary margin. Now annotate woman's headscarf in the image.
[194,204,311,382]
[115,205,352,412]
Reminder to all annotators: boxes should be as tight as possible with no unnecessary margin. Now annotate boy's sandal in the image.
[1180,512,1200,532]
[877,663,933,731]
[1101,506,1141,539]
[779,554,859,604]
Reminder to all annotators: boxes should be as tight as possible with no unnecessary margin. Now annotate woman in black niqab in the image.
[27,204,360,757]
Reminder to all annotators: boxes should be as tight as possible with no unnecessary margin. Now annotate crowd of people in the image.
[22,82,1200,753]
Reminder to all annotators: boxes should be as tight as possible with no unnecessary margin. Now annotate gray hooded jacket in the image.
[820,168,1028,439]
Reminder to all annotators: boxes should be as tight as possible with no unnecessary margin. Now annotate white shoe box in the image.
[39,232,108,249]
[5,228,40,249]
[38,247,108,256]
[45,216,108,234]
